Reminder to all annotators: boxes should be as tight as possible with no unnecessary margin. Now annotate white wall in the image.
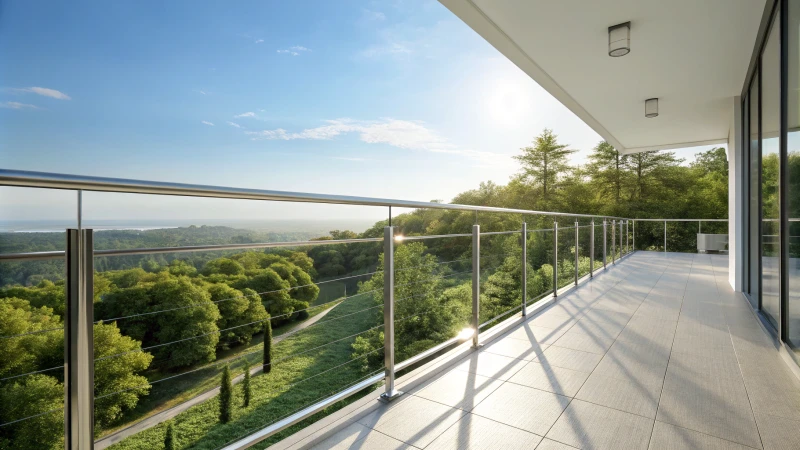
[729,96,743,290]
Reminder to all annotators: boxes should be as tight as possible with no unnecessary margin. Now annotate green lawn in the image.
[108,293,383,449]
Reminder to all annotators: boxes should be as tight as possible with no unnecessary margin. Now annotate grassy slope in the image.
[108,294,383,450]
[99,301,336,437]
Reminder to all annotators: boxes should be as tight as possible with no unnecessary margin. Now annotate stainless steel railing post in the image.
[603,220,607,269]
[553,220,558,297]
[574,220,579,285]
[380,226,402,401]
[590,220,595,277]
[620,220,624,257]
[626,220,629,255]
[65,228,94,450]
[664,220,667,253]
[521,222,527,317]
[472,224,480,347]
[632,220,635,251]
[612,220,616,264]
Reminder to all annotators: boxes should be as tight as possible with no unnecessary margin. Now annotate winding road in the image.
[95,303,339,449]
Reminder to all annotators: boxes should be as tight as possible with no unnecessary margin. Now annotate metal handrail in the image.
[0,169,625,219]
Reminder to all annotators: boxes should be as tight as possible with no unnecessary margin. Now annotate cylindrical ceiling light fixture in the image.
[608,22,631,57]
[645,98,659,118]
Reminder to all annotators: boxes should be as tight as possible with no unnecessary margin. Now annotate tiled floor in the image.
[296,252,800,449]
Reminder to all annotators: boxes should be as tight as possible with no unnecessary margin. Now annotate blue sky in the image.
[0,0,711,226]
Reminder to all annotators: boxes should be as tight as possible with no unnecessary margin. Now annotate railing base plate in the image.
[378,391,405,403]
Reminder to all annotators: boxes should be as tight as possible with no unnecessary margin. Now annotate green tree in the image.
[164,421,177,450]
[0,297,62,379]
[514,129,576,204]
[202,258,245,276]
[587,141,629,207]
[242,360,251,407]
[149,278,221,368]
[0,374,64,450]
[625,150,682,202]
[219,365,233,423]
[93,321,154,428]
[263,320,272,374]
[351,242,468,366]
[206,284,268,349]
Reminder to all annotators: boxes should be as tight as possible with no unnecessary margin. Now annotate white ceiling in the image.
[441,0,765,154]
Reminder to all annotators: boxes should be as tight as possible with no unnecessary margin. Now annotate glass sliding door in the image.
[762,18,782,330]
[749,75,761,309]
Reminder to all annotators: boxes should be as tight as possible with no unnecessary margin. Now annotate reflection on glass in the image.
[761,19,781,330]
[788,0,800,350]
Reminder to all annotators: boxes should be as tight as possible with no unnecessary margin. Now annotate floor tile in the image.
[426,414,543,450]
[575,371,663,418]
[508,361,591,397]
[546,400,654,450]
[656,370,761,448]
[535,345,603,373]
[482,336,548,361]
[310,422,410,450]
[535,438,578,450]
[357,395,466,448]
[412,369,505,411]
[505,323,569,346]
[472,382,570,436]
[551,330,616,355]
[648,421,758,450]
[754,413,800,450]
[452,350,529,381]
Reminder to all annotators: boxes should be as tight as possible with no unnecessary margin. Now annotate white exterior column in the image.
[729,95,743,291]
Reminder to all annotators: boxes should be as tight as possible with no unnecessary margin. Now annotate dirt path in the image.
[95,303,339,449]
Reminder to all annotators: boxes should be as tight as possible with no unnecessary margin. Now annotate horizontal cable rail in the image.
[0,364,65,382]
[0,406,63,428]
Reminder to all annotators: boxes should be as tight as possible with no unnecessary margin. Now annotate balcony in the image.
[0,170,796,450]
[277,252,800,450]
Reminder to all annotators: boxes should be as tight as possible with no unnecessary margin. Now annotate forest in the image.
[0,130,729,449]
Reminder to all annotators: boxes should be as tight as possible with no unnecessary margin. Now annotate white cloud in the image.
[14,87,71,100]
[201,121,214,126]
[1,101,38,110]
[227,121,242,128]
[255,39,264,44]
[234,112,256,118]
[361,9,386,22]
[245,118,505,163]
[277,46,311,56]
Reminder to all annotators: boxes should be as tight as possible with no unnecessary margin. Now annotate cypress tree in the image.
[164,421,176,450]
[219,365,233,423]
[242,360,251,407]
[263,319,272,374]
